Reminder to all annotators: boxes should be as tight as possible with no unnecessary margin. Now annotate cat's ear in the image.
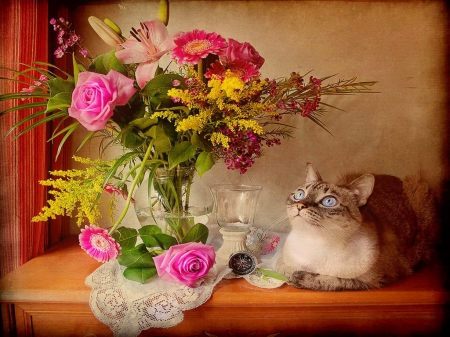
[347,174,375,206]
[305,163,322,184]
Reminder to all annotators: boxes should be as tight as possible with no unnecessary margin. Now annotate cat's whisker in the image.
[262,214,289,232]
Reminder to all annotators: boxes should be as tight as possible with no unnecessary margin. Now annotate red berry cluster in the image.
[215,126,263,174]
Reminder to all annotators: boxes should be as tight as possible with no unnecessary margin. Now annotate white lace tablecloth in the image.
[85,226,286,337]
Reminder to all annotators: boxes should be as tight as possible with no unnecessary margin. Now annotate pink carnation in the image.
[68,70,137,131]
[79,225,121,263]
[153,242,215,287]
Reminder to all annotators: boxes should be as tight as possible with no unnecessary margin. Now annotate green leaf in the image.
[159,119,178,140]
[129,117,158,130]
[72,53,79,84]
[141,73,184,97]
[258,268,289,282]
[168,141,196,169]
[102,151,142,187]
[154,233,178,249]
[111,95,146,127]
[119,127,145,148]
[88,49,127,75]
[118,243,155,268]
[10,111,66,139]
[182,223,209,244]
[112,227,138,249]
[123,266,158,284]
[145,125,171,153]
[138,225,163,248]
[46,92,72,112]
[47,77,75,97]
[195,152,214,177]
[191,132,207,151]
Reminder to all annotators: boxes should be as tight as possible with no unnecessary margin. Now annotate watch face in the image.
[228,251,257,275]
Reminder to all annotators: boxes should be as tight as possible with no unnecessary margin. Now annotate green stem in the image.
[197,58,204,80]
[108,144,154,235]
[119,162,142,184]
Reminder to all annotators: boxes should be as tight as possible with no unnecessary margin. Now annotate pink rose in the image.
[221,38,265,69]
[69,70,136,131]
[153,242,215,287]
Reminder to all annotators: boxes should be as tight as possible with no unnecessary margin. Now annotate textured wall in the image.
[71,0,449,232]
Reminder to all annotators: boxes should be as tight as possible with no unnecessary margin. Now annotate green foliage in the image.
[145,125,172,153]
[118,243,158,283]
[181,223,209,244]
[195,152,214,177]
[88,49,127,75]
[258,268,289,282]
[116,222,209,283]
[47,77,75,97]
[168,141,196,169]
[112,227,138,249]
[118,243,156,267]
[123,266,158,284]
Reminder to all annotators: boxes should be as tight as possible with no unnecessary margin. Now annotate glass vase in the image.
[209,184,262,265]
[134,166,213,242]
[209,184,262,229]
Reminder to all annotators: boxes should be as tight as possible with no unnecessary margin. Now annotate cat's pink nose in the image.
[297,203,307,210]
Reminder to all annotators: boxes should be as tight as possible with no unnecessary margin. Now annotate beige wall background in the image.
[70,0,449,233]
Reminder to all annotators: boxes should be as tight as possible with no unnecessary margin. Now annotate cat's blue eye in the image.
[293,190,306,201]
[321,196,337,207]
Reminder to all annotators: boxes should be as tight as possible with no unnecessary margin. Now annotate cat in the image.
[276,163,439,291]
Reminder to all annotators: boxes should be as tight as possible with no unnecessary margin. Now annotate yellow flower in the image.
[210,132,230,148]
[230,119,264,135]
[176,115,204,132]
[221,76,245,101]
[152,110,178,121]
[207,78,223,100]
[32,157,115,226]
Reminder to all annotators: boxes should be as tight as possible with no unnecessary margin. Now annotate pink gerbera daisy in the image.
[205,60,260,82]
[171,29,227,66]
[79,225,121,263]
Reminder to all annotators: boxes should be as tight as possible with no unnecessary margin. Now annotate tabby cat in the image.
[276,163,439,291]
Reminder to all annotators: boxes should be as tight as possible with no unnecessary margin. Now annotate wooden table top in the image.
[1,236,448,307]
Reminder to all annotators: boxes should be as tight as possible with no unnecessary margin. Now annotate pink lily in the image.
[115,20,177,88]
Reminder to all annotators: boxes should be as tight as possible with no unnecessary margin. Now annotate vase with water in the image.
[134,166,213,242]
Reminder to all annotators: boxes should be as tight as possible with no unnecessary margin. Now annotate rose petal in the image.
[154,242,215,287]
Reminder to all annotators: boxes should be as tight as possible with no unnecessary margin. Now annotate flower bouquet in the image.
[0,0,375,285]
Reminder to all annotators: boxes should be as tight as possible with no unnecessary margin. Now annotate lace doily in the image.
[85,227,286,336]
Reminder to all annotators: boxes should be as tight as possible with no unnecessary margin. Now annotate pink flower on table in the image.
[220,38,265,69]
[205,60,260,82]
[171,29,227,66]
[264,235,280,253]
[79,225,121,263]
[68,70,136,131]
[115,20,177,88]
[153,242,215,287]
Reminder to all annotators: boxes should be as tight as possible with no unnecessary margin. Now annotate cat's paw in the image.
[289,270,319,289]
